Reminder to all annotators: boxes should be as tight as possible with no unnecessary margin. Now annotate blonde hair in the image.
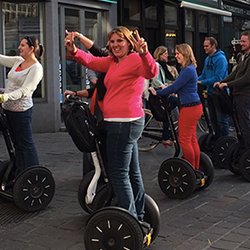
[107,26,135,57]
[153,46,168,60]
[175,43,197,68]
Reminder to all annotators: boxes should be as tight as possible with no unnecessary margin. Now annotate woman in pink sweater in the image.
[65,26,158,221]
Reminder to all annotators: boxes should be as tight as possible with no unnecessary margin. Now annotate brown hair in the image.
[23,36,44,58]
[153,46,168,60]
[204,36,218,48]
[175,43,197,68]
[106,26,135,57]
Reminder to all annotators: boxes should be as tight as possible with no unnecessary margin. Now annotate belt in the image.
[181,101,201,107]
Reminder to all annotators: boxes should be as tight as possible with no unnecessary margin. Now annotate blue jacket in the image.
[156,64,200,105]
[198,49,228,95]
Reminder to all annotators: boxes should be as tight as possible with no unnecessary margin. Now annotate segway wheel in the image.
[144,194,160,243]
[13,166,55,212]
[158,158,196,199]
[211,136,238,169]
[198,152,214,190]
[78,170,112,213]
[84,207,144,250]
[225,142,241,175]
[239,149,250,182]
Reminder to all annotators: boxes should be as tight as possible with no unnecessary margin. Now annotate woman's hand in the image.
[131,30,148,55]
[64,90,76,97]
[148,87,157,95]
[64,30,78,55]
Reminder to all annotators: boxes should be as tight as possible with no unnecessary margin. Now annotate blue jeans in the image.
[207,94,230,139]
[104,117,145,220]
[4,108,39,175]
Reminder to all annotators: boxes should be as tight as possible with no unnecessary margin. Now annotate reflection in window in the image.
[3,2,44,98]
[185,9,194,29]
[185,31,193,47]
[124,1,140,21]
[211,15,219,34]
[145,1,157,21]
[199,13,208,33]
[165,5,177,26]
[165,29,177,56]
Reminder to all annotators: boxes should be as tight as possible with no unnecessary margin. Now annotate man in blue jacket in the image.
[198,37,229,139]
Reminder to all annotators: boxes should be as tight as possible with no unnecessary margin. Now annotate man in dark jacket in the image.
[198,37,229,139]
[215,30,250,155]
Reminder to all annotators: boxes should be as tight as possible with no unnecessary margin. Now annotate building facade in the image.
[118,0,250,73]
[0,0,117,132]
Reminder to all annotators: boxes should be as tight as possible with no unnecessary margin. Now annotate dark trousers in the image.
[4,108,39,175]
[207,94,230,139]
[234,95,250,153]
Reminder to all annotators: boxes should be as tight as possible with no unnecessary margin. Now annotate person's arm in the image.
[3,63,43,102]
[0,55,22,68]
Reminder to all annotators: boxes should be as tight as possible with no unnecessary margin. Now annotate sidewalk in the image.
[0,132,250,250]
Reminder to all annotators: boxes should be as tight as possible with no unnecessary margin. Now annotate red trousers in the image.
[178,104,202,169]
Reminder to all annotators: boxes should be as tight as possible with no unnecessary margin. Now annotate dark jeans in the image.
[4,108,39,175]
[104,117,145,220]
[162,95,180,140]
[234,95,250,154]
[207,94,230,139]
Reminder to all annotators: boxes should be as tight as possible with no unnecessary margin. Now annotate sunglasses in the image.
[24,36,34,47]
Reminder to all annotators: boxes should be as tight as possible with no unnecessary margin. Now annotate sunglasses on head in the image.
[24,36,34,47]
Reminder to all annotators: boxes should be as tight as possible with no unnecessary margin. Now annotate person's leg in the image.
[212,94,230,137]
[207,95,219,138]
[234,96,250,152]
[105,118,144,220]
[178,105,202,168]
[4,108,39,174]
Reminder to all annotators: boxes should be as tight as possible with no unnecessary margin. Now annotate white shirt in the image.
[0,55,43,111]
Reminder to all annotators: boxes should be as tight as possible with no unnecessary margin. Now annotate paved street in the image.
[0,132,250,250]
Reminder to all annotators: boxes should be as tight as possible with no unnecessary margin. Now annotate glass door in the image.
[59,5,106,104]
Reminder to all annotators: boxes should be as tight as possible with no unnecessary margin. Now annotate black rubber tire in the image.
[239,149,250,182]
[158,158,196,199]
[13,166,55,212]
[211,136,238,169]
[144,194,160,243]
[198,152,214,190]
[84,207,144,250]
[225,142,241,175]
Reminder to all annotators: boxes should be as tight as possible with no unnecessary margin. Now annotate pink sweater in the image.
[74,49,158,119]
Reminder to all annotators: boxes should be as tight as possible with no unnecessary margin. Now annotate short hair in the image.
[153,46,168,60]
[241,30,250,40]
[175,43,197,68]
[204,37,218,48]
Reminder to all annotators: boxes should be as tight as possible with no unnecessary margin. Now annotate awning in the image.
[180,1,232,17]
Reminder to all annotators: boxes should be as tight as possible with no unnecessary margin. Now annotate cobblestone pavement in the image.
[0,132,250,250]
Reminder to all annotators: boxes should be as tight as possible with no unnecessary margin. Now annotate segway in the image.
[156,96,214,199]
[62,96,160,249]
[198,86,237,169]
[0,106,55,212]
[223,100,250,181]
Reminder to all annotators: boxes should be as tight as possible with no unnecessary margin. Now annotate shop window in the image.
[185,9,194,30]
[165,29,177,56]
[145,0,157,21]
[124,0,140,21]
[211,15,218,34]
[2,2,45,98]
[165,5,177,26]
[199,13,208,33]
[185,31,193,47]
